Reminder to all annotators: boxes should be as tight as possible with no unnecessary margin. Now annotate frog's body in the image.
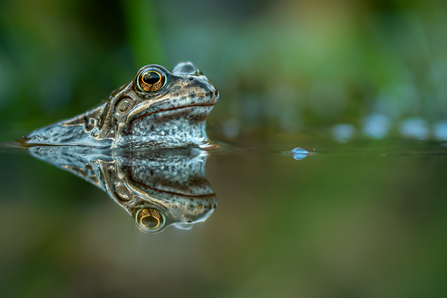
[21,62,218,149]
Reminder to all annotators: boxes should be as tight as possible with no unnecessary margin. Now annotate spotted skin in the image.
[21,62,218,149]
[28,146,217,233]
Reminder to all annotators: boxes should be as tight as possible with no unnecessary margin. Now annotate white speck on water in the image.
[292,147,309,160]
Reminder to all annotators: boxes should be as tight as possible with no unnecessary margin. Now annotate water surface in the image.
[1,133,446,297]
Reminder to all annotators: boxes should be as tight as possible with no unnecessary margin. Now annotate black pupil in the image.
[141,216,159,229]
[143,71,161,84]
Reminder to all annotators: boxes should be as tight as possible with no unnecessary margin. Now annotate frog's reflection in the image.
[27,147,217,233]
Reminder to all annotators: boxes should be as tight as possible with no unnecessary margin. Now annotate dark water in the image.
[1,134,447,297]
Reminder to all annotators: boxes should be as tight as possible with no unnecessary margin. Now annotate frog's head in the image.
[98,62,219,149]
[21,62,218,149]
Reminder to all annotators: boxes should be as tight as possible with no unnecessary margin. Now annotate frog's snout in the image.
[181,75,218,101]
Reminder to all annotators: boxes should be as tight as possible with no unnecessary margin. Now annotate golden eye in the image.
[138,69,166,92]
[136,208,165,232]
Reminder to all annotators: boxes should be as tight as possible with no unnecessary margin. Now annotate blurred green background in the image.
[1,0,447,141]
[1,0,447,297]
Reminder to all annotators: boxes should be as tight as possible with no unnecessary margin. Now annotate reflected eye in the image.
[136,208,165,232]
[138,69,166,92]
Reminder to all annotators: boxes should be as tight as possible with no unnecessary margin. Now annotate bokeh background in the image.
[1,0,447,297]
[1,0,447,142]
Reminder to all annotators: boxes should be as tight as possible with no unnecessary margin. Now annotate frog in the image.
[28,145,217,233]
[20,62,219,149]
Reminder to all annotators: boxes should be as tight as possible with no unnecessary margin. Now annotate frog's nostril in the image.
[183,77,195,84]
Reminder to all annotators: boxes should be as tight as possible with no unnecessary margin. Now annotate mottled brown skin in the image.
[21,62,219,149]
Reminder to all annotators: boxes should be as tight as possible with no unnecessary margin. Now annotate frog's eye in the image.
[135,208,165,232]
[137,69,166,92]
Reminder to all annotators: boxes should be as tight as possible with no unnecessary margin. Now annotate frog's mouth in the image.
[129,93,217,123]
[111,88,218,149]
[126,89,218,123]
